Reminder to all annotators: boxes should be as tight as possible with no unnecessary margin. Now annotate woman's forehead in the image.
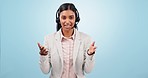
[60,10,75,16]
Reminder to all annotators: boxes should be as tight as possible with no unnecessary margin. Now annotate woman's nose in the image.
[65,19,70,24]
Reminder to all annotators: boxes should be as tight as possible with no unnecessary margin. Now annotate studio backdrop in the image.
[1,0,148,78]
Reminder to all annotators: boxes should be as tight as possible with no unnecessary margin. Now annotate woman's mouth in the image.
[64,25,71,29]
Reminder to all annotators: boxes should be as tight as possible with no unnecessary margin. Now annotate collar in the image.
[60,28,76,41]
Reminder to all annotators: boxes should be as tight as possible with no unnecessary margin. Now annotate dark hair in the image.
[56,3,80,31]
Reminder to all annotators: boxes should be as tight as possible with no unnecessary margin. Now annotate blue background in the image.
[1,0,148,78]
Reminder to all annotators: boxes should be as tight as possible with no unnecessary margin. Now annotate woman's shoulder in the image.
[44,32,57,39]
[78,31,93,44]
[78,31,91,37]
[78,31,91,40]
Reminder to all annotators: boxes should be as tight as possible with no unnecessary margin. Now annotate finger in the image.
[40,46,45,51]
[93,50,96,52]
[40,50,48,55]
[94,46,97,49]
[37,42,42,49]
[45,51,48,54]
[43,51,48,55]
[40,52,47,56]
[42,48,47,52]
[45,49,49,52]
[91,41,95,46]
[42,51,48,55]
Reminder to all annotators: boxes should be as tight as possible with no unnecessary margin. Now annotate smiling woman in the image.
[56,3,80,31]
[37,3,97,78]
[59,10,75,34]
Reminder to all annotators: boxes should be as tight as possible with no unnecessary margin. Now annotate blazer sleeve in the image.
[83,36,95,73]
[39,35,52,74]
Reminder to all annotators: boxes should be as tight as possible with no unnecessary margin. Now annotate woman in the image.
[37,3,97,78]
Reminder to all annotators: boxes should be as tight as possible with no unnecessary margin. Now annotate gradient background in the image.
[1,0,148,78]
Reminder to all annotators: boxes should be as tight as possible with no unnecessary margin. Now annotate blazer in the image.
[39,29,95,78]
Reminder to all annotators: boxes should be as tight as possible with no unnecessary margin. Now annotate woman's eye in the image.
[62,16,66,20]
[69,16,74,20]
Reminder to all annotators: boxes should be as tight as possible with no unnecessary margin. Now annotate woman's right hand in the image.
[37,43,48,56]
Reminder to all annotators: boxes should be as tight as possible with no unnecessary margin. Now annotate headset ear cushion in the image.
[76,17,80,22]
[56,9,60,23]
[75,10,80,23]
[56,18,60,23]
[75,16,80,23]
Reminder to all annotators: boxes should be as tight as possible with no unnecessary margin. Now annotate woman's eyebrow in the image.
[70,14,74,15]
[69,14,75,16]
[60,14,74,16]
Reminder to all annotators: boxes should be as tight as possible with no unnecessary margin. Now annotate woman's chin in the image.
[64,26,73,30]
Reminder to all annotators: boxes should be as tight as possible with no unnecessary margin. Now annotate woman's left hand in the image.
[88,42,97,55]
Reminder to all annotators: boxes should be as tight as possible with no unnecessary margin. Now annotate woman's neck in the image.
[62,29,74,37]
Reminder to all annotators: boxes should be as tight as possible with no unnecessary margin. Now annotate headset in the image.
[55,8,80,25]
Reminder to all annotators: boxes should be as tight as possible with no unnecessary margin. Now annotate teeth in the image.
[65,25,71,27]
[65,25,71,28]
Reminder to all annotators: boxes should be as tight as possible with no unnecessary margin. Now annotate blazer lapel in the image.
[73,29,82,64]
[55,30,63,65]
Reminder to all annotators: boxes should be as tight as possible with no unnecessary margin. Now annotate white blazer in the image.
[39,29,95,78]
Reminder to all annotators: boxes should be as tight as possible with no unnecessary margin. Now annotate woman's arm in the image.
[39,54,51,74]
[39,36,52,74]
[83,37,96,73]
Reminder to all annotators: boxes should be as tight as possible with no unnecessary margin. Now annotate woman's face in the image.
[60,10,76,31]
